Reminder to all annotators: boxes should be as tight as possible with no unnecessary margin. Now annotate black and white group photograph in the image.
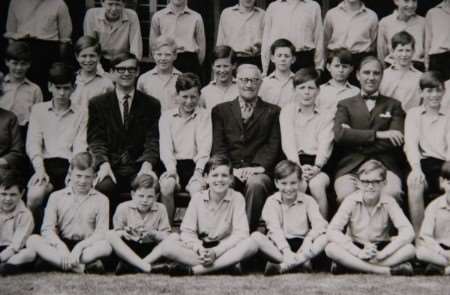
[0,0,450,294]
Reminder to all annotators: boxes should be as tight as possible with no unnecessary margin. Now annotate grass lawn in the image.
[1,272,450,295]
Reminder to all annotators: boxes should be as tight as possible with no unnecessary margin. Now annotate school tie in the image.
[123,94,130,129]
[241,102,254,123]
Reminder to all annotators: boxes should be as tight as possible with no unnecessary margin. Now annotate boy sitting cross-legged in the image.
[27,152,112,273]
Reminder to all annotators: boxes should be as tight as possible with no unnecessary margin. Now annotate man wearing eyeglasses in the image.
[87,52,161,216]
[211,64,281,232]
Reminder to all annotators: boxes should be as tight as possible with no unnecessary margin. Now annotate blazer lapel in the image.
[352,95,372,129]
[127,92,139,128]
[230,98,243,131]
[110,91,126,131]
[246,98,265,130]
[369,95,387,124]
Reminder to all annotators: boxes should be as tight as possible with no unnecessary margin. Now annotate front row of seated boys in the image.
[2,151,450,277]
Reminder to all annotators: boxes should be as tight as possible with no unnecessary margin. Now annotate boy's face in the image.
[70,167,95,195]
[357,60,382,95]
[295,80,319,108]
[102,0,124,21]
[76,46,99,73]
[240,0,256,9]
[237,67,261,101]
[392,44,414,68]
[131,187,156,213]
[112,58,139,89]
[153,46,176,71]
[271,47,295,73]
[49,82,74,103]
[421,86,445,109]
[327,57,353,83]
[212,57,234,84]
[6,59,30,81]
[177,87,200,114]
[275,172,299,200]
[0,185,23,213]
[357,170,385,203]
[394,0,417,18]
[206,165,232,195]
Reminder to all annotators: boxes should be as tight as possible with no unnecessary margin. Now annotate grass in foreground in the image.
[1,272,450,295]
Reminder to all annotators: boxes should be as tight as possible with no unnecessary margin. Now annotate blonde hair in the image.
[151,35,177,53]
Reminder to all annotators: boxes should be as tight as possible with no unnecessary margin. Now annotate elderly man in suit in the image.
[88,52,161,214]
[334,56,406,203]
[211,64,281,231]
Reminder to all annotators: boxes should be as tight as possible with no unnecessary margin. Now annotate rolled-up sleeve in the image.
[10,210,34,252]
[262,198,290,252]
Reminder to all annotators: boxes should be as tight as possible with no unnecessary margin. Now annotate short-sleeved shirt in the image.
[113,200,170,242]
[262,192,327,251]
[71,73,114,112]
[316,80,359,112]
[425,3,450,55]
[200,80,239,110]
[0,200,34,252]
[41,187,109,241]
[136,67,181,111]
[0,76,43,126]
[379,65,422,111]
[84,7,143,60]
[258,72,295,107]
[420,195,450,247]
[5,0,72,42]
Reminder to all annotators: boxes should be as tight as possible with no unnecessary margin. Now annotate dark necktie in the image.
[362,94,376,101]
[123,94,130,129]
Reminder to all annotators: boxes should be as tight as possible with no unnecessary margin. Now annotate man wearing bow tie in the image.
[88,52,161,215]
[333,56,406,203]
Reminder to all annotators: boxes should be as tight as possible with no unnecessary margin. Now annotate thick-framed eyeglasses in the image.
[359,179,384,187]
[237,77,260,85]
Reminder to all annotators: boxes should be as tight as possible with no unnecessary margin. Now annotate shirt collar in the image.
[393,9,417,21]
[325,80,355,90]
[210,79,237,86]
[389,63,419,72]
[149,67,181,76]
[267,71,295,80]
[3,75,31,85]
[129,200,159,212]
[165,4,191,15]
[239,96,258,108]
[338,1,368,13]
[65,187,98,198]
[273,191,306,205]
[297,105,319,114]
[231,4,259,13]
[201,189,233,202]
[438,196,450,210]
[47,100,76,114]
[361,90,380,98]
[0,200,27,219]
[75,72,104,85]
[353,191,389,208]
[100,7,129,22]
[437,2,450,14]
[172,106,200,119]
[418,105,446,116]
[116,88,135,103]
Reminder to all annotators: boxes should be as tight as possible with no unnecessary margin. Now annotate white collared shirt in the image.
[316,80,359,112]
[259,71,295,107]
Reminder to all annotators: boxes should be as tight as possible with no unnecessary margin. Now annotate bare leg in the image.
[251,232,283,263]
[26,235,71,270]
[308,173,329,219]
[80,240,112,265]
[7,248,36,265]
[375,244,415,267]
[160,234,202,266]
[106,231,151,272]
[407,173,426,235]
[296,234,327,265]
[160,177,177,225]
[416,245,449,266]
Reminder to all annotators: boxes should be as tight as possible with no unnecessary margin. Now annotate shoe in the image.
[0,263,22,276]
[424,263,445,276]
[85,260,105,274]
[391,262,414,276]
[169,263,193,276]
[330,261,347,275]
[150,263,170,274]
[115,261,139,275]
[264,262,282,276]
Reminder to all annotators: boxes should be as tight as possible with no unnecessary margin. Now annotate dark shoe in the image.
[424,263,445,276]
[85,260,105,274]
[264,262,282,276]
[391,262,414,276]
[150,263,170,274]
[0,263,22,276]
[115,261,139,275]
[169,263,193,276]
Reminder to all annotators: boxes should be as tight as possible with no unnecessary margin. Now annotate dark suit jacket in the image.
[211,97,281,173]
[0,108,24,169]
[88,90,161,175]
[333,94,405,178]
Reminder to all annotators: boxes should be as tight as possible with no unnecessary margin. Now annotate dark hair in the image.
[203,155,233,176]
[70,152,96,171]
[419,71,445,90]
[74,35,101,56]
[326,48,354,66]
[274,160,302,181]
[5,41,31,62]
[212,45,236,65]
[391,31,415,50]
[48,62,75,85]
[0,170,26,192]
[441,162,450,180]
[270,38,295,56]
[110,52,139,68]
[175,72,201,94]
[356,160,387,180]
[130,173,160,194]
[357,55,383,72]
[293,68,320,87]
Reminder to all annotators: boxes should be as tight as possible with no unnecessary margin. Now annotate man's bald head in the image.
[236,64,262,102]
[236,64,262,79]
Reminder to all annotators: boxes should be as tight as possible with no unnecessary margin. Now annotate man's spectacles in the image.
[114,67,138,74]
[359,179,384,186]
[238,77,260,85]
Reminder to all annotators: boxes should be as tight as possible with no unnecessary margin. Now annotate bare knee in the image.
[325,242,341,258]
[27,186,48,209]
[246,174,271,190]
[160,178,177,198]
[415,246,429,261]
[26,234,42,249]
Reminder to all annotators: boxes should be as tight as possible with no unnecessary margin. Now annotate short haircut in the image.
[356,160,387,180]
[419,71,445,90]
[203,155,233,176]
[212,45,236,64]
[236,63,262,78]
[357,55,383,72]
[130,173,160,194]
[70,151,96,171]
[151,35,177,53]
[5,41,31,62]
[391,31,415,50]
[274,160,302,181]
[270,38,295,56]
[326,48,353,66]
[48,62,75,85]
[440,162,450,180]
[74,35,101,56]
[175,72,201,94]
[293,67,320,87]
[110,52,139,68]
[0,170,26,192]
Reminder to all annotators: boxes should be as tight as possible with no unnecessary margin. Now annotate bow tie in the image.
[362,95,377,101]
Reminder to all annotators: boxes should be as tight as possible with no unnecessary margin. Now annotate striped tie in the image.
[123,94,130,129]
